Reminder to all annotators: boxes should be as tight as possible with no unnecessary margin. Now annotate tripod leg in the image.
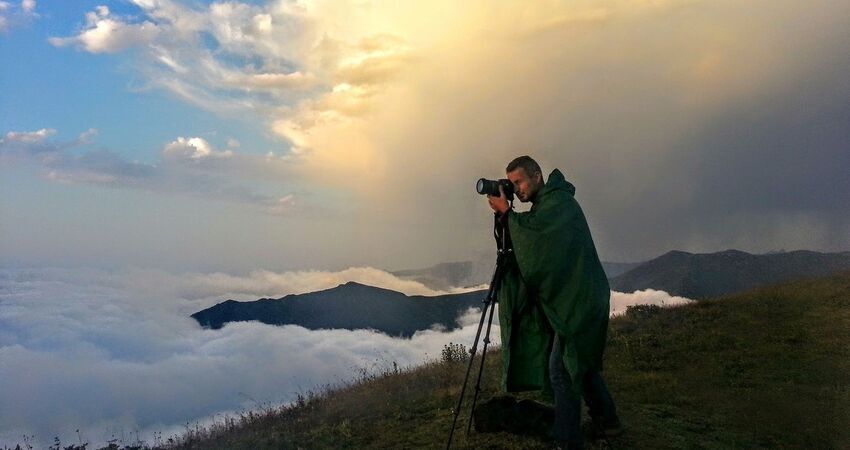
[465,295,498,436]
[446,246,509,449]
[446,298,492,449]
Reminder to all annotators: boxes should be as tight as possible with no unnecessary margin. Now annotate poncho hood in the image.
[535,169,576,201]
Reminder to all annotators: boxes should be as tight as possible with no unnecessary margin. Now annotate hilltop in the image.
[191,281,485,337]
[170,271,850,449]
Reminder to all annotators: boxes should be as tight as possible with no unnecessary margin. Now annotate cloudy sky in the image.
[1,0,848,273]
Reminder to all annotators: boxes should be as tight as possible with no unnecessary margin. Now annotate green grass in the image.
[167,272,850,449]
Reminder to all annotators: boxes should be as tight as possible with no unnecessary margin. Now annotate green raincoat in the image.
[497,169,610,397]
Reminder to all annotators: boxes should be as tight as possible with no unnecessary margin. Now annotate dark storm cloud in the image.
[582,42,850,260]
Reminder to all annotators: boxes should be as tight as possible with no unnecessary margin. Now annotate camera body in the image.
[476,178,514,201]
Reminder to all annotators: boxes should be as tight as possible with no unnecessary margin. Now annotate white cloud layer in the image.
[609,289,693,316]
[0,266,690,448]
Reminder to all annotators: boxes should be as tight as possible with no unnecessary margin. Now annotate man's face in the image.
[507,167,543,203]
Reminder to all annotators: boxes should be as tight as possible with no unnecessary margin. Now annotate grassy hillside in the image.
[169,272,850,449]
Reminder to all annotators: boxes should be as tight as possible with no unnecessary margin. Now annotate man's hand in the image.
[487,185,510,215]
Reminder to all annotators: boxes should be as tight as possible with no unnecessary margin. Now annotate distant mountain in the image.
[391,258,641,290]
[391,260,495,290]
[610,249,850,299]
[601,261,643,278]
[191,282,487,337]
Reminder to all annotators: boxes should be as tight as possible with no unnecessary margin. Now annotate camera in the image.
[476,178,514,201]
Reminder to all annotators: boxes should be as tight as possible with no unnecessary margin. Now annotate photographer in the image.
[487,156,621,449]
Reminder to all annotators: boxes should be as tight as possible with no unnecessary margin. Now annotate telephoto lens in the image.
[476,178,514,200]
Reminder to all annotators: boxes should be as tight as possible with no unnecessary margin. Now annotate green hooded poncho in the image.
[497,168,610,396]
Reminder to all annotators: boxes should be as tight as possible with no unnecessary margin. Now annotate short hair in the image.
[506,155,542,178]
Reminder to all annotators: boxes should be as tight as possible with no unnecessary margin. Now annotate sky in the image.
[1,0,848,273]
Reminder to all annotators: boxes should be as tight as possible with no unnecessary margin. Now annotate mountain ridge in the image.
[191,281,486,337]
[610,248,850,299]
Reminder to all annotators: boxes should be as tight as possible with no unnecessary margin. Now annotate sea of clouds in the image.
[0,266,691,448]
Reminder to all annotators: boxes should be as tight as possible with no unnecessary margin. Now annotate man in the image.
[487,155,621,449]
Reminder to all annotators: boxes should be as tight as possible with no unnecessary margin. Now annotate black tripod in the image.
[446,210,513,449]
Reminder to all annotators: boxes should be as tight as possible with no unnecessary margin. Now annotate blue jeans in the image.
[549,335,618,448]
